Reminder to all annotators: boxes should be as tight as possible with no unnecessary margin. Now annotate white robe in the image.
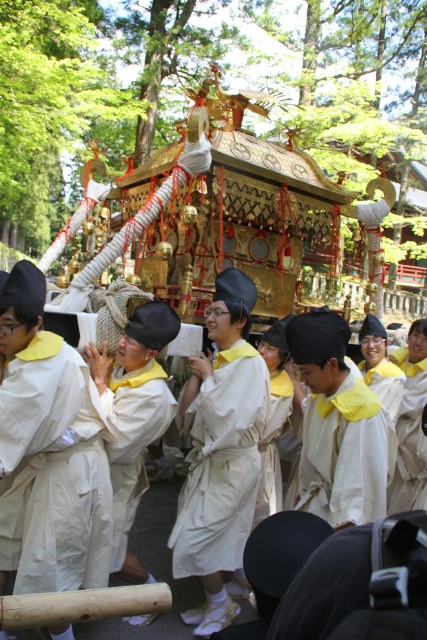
[168,340,270,578]
[358,357,405,423]
[387,351,427,513]
[101,361,178,572]
[295,371,396,528]
[253,371,293,527]
[0,332,113,594]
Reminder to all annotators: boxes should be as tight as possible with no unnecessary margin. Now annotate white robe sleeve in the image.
[195,355,271,455]
[329,411,391,525]
[369,374,405,424]
[0,356,84,476]
[103,380,178,464]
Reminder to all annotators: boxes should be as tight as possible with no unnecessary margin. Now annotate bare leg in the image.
[113,550,149,584]
[198,571,224,595]
[147,442,163,460]
[0,570,8,596]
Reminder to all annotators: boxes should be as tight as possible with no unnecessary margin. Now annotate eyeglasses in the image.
[257,341,280,353]
[203,308,231,318]
[0,323,22,336]
[360,336,386,346]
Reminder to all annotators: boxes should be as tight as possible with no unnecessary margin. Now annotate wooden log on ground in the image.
[0,583,171,631]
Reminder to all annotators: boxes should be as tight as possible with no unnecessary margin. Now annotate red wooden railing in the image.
[302,252,426,287]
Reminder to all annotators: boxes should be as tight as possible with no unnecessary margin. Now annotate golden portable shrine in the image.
[39,68,396,339]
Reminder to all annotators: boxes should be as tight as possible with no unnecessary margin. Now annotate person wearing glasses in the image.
[388,318,427,514]
[357,313,405,423]
[0,261,113,640]
[284,310,396,531]
[83,300,180,627]
[168,268,270,638]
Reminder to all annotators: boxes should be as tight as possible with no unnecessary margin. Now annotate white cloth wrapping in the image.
[253,387,293,528]
[0,340,113,594]
[295,371,397,528]
[166,323,203,357]
[77,311,98,350]
[100,365,178,572]
[168,342,270,578]
[387,365,427,513]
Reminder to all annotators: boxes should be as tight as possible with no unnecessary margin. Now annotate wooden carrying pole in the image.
[0,583,171,631]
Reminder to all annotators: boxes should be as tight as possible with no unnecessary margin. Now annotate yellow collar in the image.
[358,358,404,385]
[109,359,168,392]
[270,369,294,397]
[390,347,427,377]
[213,341,259,370]
[315,376,382,421]
[15,331,63,361]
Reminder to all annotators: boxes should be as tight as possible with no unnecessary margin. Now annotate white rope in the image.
[366,228,384,320]
[356,198,390,228]
[70,136,211,289]
[356,197,390,321]
[37,180,111,274]
[44,136,211,313]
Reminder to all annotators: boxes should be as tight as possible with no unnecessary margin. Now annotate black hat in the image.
[262,315,296,352]
[285,311,351,364]
[387,322,403,330]
[213,268,257,311]
[0,270,8,294]
[124,300,180,350]
[0,260,46,316]
[359,312,387,341]
[244,511,333,608]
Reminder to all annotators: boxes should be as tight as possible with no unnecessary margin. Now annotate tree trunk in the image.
[373,0,387,110]
[299,0,321,106]
[134,50,163,167]
[412,27,427,116]
[1,221,10,246]
[9,223,17,250]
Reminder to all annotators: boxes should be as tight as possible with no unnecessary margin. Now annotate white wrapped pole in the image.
[46,129,211,313]
[356,178,396,321]
[0,583,171,631]
[38,180,111,274]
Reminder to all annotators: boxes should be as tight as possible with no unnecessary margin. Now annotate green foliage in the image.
[381,236,410,264]
[0,0,147,256]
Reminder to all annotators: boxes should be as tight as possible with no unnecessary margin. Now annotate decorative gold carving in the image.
[235,227,251,255]
[178,264,194,316]
[262,153,282,172]
[136,258,168,289]
[240,264,297,318]
[291,162,310,180]
[230,141,251,161]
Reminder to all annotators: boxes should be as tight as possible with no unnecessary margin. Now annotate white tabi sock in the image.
[205,586,229,608]
[50,625,75,640]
